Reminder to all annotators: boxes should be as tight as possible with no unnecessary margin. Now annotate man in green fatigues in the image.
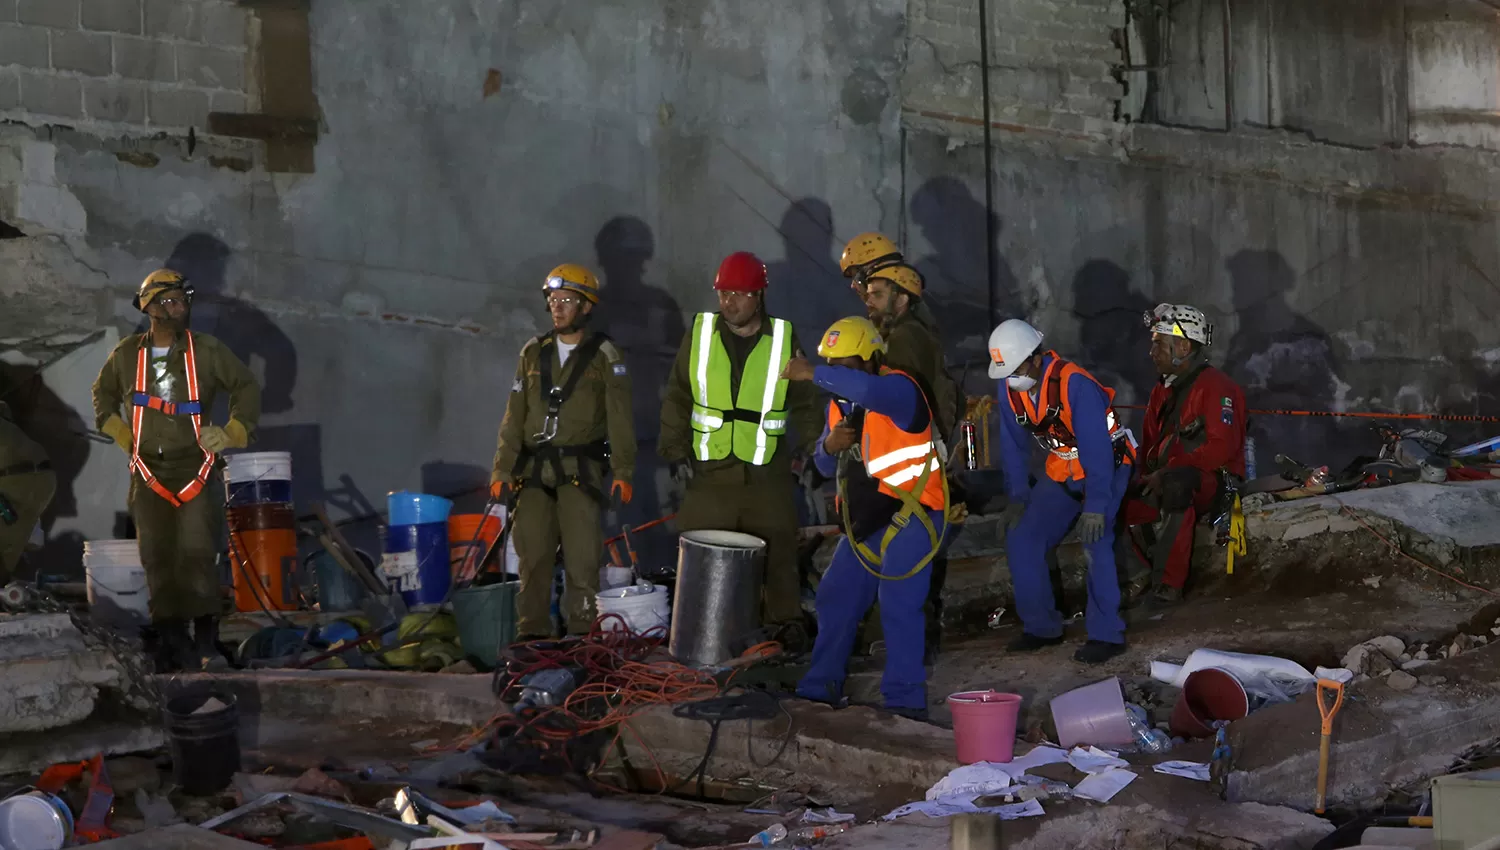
[863,264,961,442]
[660,251,821,630]
[93,269,261,672]
[491,263,636,640]
[0,392,55,581]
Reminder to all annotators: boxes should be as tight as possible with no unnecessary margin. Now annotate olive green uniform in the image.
[660,316,821,625]
[492,330,635,637]
[92,333,261,621]
[0,402,55,581]
[884,309,959,441]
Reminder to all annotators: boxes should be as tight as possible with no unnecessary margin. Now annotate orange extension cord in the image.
[431,616,783,793]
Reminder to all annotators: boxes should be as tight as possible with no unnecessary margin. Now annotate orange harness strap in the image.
[130,333,214,507]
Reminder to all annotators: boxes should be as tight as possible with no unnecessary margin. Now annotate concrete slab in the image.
[0,715,165,775]
[91,824,264,849]
[0,613,125,733]
[1248,480,1500,550]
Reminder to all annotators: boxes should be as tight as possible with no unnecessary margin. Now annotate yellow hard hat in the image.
[818,316,887,361]
[133,268,192,312]
[542,263,600,304]
[839,232,902,277]
[867,264,923,298]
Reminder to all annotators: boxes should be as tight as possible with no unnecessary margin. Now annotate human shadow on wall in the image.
[589,216,683,566]
[421,460,490,514]
[765,198,848,342]
[1223,250,1347,469]
[146,233,300,416]
[907,176,1022,380]
[0,360,91,580]
[1071,260,1156,430]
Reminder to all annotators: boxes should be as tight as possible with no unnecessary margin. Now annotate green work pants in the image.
[511,484,602,637]
[129,470,225,622]
[676,470,802,625]
[0,469,56,581]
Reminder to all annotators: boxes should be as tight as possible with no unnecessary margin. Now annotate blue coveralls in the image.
[999,355,1131,645]
[796,365,946,711]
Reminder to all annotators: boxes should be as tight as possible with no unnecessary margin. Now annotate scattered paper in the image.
[1067,746,1128,774]
[1073,768,1137,803]
[999,745,1070,779]
[193,697,230,715]
[925,763,1013,801]
[802,808,856,824]
[449,801,515,825]
[885,796,1045,821]
[1152,761,1211,781]
[1314,666,1354,684]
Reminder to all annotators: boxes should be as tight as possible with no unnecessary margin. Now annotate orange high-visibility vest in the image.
[1007,351,1134,483]
[827,368,946,512]
[130,333,214,507]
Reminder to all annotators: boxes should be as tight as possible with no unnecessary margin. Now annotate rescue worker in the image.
[659,252,821,630]
[93,268,261,672]
[789,317,947,720]
[1122,304,1246,615]
[491,264,635,640]
[0,389,55,581]
[990,318,1134,664]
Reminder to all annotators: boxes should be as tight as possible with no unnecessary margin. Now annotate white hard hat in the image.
[1145,303,1213,346]
[987,319,1045,380]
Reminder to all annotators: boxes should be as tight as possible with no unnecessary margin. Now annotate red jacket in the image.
[1141,365,1247,478]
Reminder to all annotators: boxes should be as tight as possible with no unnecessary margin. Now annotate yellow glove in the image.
[100,415,133,454]
[200,419,249,454]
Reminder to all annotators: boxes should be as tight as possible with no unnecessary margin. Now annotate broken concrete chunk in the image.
[1342,643,1395,677]
[1415,651,1429,660]
[1474,635,1489,646]
[135,788,182,829]
[1449,634,1476,657]
[1401,659,1433,671]
[291,767,350,800]
[1365,635,1405,659]
[1398,653,1411,664]
[1386,671,1418,691]
[1419,675,1448,686]
[1282,516,1331,541]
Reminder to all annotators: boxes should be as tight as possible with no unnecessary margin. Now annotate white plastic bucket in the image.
[225,451,292,483]
[596,583,670,635]
[83,539,151,630]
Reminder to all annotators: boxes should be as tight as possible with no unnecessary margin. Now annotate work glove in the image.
[198,419,248,454]
[1000,501,1026,533]
[1158,467,1202,512]
[1075,511,1107,544]
[611,479,633,508]
[100,414,133,454]
[669,460,694,485]
[490,480,511,503]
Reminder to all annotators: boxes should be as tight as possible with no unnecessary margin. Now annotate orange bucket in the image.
[227,504,298,612]
[448,513,502,583]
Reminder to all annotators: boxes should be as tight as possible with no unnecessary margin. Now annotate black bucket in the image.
[163,691,241,795]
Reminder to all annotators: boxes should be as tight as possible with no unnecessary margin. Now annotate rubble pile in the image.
[1338,625,1500,691]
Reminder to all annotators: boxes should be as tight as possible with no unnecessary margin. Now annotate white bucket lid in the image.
[83,539,141,554]
[0,792,70,847]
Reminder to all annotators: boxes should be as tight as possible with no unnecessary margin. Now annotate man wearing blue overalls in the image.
[989,319,1134,664]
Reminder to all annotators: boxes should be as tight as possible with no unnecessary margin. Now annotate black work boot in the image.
[1006,632,1064,653]
[192,615,230,671]
[150,619,191,673]
[1074,639,1127,665]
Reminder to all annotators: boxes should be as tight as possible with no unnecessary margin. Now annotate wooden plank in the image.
[208,111,318,141]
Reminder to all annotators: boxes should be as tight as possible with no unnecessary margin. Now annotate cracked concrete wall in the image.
[0,0,907,572]
[901,0,1500,469]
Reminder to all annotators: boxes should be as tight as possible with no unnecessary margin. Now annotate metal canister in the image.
[961,419,979,471]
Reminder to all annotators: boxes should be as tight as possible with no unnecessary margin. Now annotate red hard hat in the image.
[714,252,767,293]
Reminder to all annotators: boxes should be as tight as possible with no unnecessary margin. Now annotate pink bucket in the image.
[947,690,1023,764]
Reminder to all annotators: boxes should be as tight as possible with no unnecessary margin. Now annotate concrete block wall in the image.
[0,0,251,133]
[904,0,1125,136]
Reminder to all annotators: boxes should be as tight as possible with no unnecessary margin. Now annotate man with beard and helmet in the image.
[991,318,1135,664]
[1122,304,1245,617]
[787,316,948,720]
[491,264,636,640]
[93,268,261,672]
[660,252,821,633]
[839,232,904,298]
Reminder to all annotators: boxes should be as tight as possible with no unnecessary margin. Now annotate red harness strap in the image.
[130,333,214,507]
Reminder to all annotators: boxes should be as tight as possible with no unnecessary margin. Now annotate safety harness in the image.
[130,333,214,507]
[1008,358,1134,468]
[832,372,950,581]
[513,332,612,502]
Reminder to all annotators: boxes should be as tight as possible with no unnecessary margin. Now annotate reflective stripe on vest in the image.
[1008,353,1131,482]
[827,369,946,511]
[686,312,793,465]
[129,332,214,507]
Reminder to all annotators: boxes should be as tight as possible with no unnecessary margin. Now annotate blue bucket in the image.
[227,478,294,506]
[387,491,453,527]
[308,549,371,612]
[225,452,293,506]
[381,522,451,608]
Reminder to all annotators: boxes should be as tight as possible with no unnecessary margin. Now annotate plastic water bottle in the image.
[749,824,788,847]
[791,824,851,842]
[1126,704,1170,754]
[1244,437,1257,480]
